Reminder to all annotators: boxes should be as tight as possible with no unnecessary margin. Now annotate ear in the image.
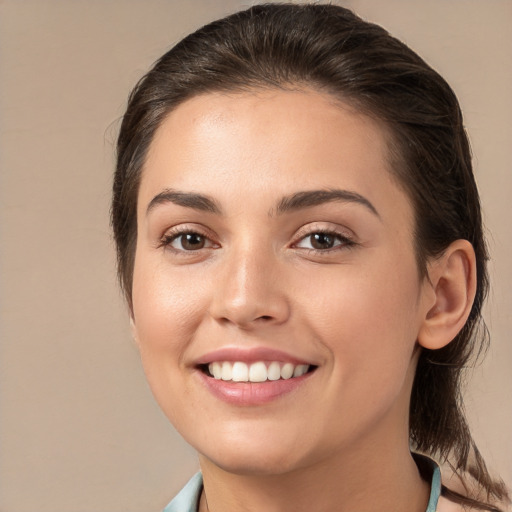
[418,239,477,350]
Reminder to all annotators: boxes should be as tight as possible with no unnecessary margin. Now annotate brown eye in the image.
[309,233,336,250]
[177,233,206,250]
[163,231,210,251]
[295,231,352,252]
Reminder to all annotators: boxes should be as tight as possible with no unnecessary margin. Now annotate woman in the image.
[112,3,510,511]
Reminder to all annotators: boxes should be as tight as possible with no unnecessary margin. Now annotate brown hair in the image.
[112,3,509,509]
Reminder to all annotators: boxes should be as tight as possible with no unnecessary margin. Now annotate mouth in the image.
[194,347,318,405]
[199,361,317,383]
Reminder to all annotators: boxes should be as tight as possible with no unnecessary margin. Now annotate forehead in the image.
[140,88,412,226]
[147,88,386,158]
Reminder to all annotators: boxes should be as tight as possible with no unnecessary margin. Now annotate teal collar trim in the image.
[426,461,442,512]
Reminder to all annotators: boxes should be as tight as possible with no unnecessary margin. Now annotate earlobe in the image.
[418,239,477,350]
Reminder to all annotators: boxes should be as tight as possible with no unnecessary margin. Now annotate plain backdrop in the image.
[0,1,510,511]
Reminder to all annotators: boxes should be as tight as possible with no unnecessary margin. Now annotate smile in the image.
[194,348,318,404]
[207,361,311,382]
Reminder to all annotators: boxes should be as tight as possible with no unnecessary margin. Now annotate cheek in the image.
[130,255,210,427]
[131,254,209,354]
[301,259,421,429]
[296,251,422,368]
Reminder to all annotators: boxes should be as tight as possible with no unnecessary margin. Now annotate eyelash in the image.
[159,226,216,253]
[159,226,356,256]
[292,229,356,253]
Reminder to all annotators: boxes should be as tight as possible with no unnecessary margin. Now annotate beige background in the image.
[0,1,510,511]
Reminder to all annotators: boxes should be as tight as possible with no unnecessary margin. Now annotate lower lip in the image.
[196,370,314,406]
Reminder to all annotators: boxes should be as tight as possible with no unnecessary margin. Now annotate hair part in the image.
[112,3,509,508]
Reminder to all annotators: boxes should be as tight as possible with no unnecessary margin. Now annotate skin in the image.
[131,89,475,512]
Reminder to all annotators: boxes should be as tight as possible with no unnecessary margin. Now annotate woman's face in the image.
[132,89,433,475]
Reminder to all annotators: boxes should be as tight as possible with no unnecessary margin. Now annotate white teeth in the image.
[209,362,222,379]
[293,364,309,377]
[280,362,294,380]
[267,361,281,381]
[221,361,232,381]
[207,361,311,382]
[249,361,267,382]
[232,362,249,382]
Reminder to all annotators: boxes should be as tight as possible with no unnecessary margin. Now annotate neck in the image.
[199,435,430,512]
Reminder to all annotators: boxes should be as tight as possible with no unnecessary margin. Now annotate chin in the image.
[194,429,311,476]
[202,449,306,477]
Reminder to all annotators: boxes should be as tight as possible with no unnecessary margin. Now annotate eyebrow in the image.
[146,187,379,219]
[274,189,380,218]
[146,189,221,215]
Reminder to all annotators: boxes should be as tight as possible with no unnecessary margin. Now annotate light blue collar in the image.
[163,472,202,512]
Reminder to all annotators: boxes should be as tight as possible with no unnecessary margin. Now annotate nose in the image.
[209,245,290,330]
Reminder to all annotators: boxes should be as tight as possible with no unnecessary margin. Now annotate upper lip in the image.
[194,346,315,366]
